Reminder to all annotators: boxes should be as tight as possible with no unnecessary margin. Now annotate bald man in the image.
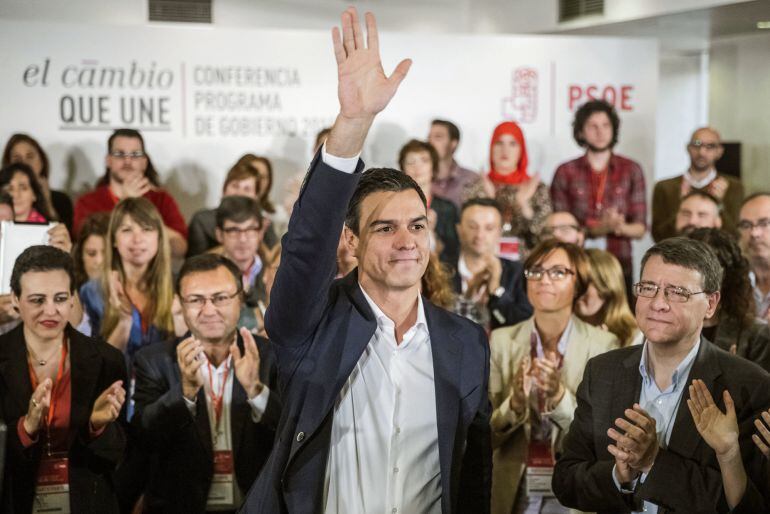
[652,127,744,241]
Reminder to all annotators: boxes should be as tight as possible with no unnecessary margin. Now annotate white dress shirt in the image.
[323,287,442,514]
[183,354,271,510]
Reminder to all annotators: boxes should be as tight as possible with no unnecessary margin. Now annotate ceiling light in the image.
[758,21,770,29]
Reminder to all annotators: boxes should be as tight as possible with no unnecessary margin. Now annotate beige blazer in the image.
[489,315,619,514]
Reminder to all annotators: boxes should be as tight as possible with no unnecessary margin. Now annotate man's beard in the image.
[586,142,614,153]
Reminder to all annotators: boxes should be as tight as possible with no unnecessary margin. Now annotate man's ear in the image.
[343,225,359,256]
[705,290,721,320]
[215,228,223,245]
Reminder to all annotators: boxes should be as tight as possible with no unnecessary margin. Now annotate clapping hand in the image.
[230,327,264,399]
[90,380,126,430]
[687,379,739,459]
[607,404,659,477]
[752,409,770,459]
[23,379,53,436]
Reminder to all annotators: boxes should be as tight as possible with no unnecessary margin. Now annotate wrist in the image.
[182,383,200,401]
[509,396,525,415]
[22,416,39,436]
[549,383,565,405]
[716,443,742,464]
[246,382,264,399]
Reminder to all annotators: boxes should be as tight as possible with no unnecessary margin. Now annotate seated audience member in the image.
[485,121,551,260]
[428,118,483,209]
[489,239,618,514]
[688,380,770,513]
[454,197,532,331]
[80,198,176,361]
[216,195,269,333]
[399,139,460,263]
[2,133,74,230]
[233,154,278,247]
[652,127,744,241]
[687,227,770,371]
[0,162,52,222]
[132,254,280,513]
[73,128,188,259]
[187,159,278,257]
[738,192,770,321]
[551,100,646,294]
[675,190,723,235]
[0,245,127,513]
[542,211,585,246]
[72,213,110,335]
[553,237,770,514]
[577,248,639,347]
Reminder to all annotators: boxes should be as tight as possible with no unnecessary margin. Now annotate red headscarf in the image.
[487,121,529,185]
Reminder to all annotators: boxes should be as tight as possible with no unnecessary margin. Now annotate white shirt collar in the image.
[358,283,427,333]
[683,168,717,189]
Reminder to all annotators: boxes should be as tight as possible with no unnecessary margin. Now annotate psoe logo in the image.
[501,67,538,123]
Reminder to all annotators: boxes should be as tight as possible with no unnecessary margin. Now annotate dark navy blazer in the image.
[241,153,492,513]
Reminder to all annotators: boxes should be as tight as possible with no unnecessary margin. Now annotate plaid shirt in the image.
[550,154,647,270]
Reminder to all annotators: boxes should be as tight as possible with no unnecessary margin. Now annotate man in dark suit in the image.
[241,8,491,514]
[132,254,280,514]
[452,197,532,330]
[553,237,770,513]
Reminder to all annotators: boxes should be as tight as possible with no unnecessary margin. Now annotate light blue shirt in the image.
[615,338,701,513]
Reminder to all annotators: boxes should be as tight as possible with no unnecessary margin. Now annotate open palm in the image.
[332,9,411,120]
[687,379,739,457]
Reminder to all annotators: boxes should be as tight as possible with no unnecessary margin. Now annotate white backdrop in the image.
[0,20,658,221]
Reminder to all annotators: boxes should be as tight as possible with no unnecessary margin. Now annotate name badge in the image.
[207,450,235,508]
[499,236,521,262]
[525,440,555,497]
[33,456,70,514]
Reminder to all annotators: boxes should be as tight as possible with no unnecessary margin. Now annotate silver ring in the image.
[31,398,39,408]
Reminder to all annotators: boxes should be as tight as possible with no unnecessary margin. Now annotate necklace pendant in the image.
[38,359,46,366]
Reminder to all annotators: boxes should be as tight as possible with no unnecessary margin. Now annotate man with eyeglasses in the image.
[652,127,744,242]
[73,128,188,258]
[739,192,770,321]
[554,237,770,514]
[131,253,280,514]
[215,195,269,333]
[542,211,585,246]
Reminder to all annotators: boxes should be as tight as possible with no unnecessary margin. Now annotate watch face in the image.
[493,287,505,297]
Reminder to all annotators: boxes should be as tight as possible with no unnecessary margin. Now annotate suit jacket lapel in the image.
[230,333,249,461]
[68,328,101,448]
[561,317,592,392]
[611,347,644,428]
[425,301,462,505]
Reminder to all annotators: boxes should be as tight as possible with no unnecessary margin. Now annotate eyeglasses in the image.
[688,140,720,151]
[542,224,580,236]
[524,266,575,281]
[633,282,708,303]
[181,291,241,309]
[221,226,261,237]
[109,151,146,160]
[737,219,770,232]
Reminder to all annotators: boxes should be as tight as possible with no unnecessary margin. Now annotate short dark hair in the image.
[344,168,427,236]
[398,139,439,179]
[215,195,263,229]
[740,191,770,209]
[11,245,75,296]
[460,197,503,219]
[431,119,460,142]
[680,189,720,209]
[640,237,723,293]
[0,191,14,215]
[524,239,591,301]
[99,128,161,187]
[572,100,620,148]
[176,253,243,296]
[0,162,51,220]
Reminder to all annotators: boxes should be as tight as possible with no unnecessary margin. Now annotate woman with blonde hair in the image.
[80,197,176,360]
[576,248,639,347]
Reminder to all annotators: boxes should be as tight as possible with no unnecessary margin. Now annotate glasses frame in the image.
[524,266,576,282]
[737,219,770,232]
[181,290,241,309]
[109,151,146,160]
[633,282,709,303]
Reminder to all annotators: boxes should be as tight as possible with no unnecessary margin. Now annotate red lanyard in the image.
[591,167,609,212]
[28,337,68,453]
[207,358,230,435]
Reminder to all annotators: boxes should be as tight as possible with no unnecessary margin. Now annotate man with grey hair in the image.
[554,237,770,513]
[652,127,744,241]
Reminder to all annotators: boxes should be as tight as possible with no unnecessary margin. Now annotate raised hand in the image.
[752,409,770,459]
[120,175,152,199]
[176,337,204,401]
[23,378,53,436]
[687,379,739,458]
[109,271,133,319]
[231,327,264,399]
[532,352,565,405]
[47,223,72,253]
[326,8,411,158]
[607,404,659,474]
[90,380,126,430]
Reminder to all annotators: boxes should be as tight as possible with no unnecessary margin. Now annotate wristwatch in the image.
[490,286,505,298]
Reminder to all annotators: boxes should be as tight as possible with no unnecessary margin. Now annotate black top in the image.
[50,189,74,231]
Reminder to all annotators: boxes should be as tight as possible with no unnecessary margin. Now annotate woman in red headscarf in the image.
[485,121,551,259]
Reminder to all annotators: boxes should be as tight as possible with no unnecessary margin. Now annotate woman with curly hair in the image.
[576,248,639,347]
[688,227,770,371]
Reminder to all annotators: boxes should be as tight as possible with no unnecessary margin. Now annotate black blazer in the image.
[131,332,280,514]
[553,339,770,514]
[241,153,492,514]
[0,324,127,514]
[451,256,532,330]
[432,195,460,265]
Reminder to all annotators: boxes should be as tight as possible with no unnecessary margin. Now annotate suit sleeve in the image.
[264,152,363,346]
[457,326,492,514]
[488,263,532,330]
[552,359,639,512]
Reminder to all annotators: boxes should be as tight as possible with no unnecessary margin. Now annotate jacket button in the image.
[296,431,305,442]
